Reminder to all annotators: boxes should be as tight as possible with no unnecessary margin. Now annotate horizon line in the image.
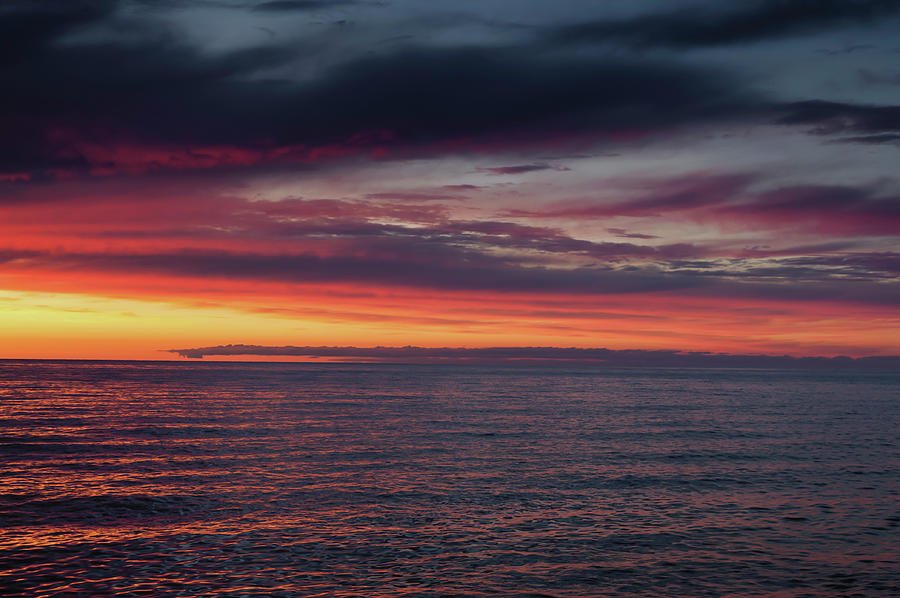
[163,344,900,369]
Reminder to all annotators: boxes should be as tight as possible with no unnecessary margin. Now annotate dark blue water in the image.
[1,361,898,596]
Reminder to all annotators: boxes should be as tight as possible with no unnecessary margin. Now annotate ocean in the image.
[1,361,897,597]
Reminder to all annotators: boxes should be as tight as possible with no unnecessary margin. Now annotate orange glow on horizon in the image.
[2,281,897,360]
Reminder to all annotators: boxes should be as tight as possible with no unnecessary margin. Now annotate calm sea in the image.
[1,361,897,597]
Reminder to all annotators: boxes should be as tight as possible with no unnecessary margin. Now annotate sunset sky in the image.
[2,0,900,360]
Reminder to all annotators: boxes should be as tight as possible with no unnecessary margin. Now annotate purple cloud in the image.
[479,164,570,175]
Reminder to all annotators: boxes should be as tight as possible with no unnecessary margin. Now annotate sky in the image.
[2,0,900,361]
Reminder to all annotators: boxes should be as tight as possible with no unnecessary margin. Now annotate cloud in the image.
[779,100,900,136]
[607,228,658,240]
[549,0,900,49]
[0,1,118,64]
[252,0,361,11]
[858,67,900,87]
[0,249,40,264]
[167,343,900,368]
[479,164,570,175]
[507,172,900,236]
[364,191,463,201]
[0,1,764,179]
[2,169,898,307]
[442,184,483,191]
[717,183,900,235]
[775,252,900,277]
[8,244,900,306]
[505,173,755,218]
[2,1,898,183]
[16,249,690,294]
[835,133,900,144]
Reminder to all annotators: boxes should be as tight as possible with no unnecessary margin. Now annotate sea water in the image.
[1,361,897,596]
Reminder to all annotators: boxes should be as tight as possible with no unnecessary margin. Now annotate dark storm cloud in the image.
[549,0,900,49]
[0,0,762,177]
[167,343,900,368]
[0,0,117,64]
[779,100,900,135]
[0,2,300,174]
[2,1,897,180]
[265,50,751,147]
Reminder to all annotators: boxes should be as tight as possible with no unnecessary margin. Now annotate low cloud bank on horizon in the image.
[168,345,900,369]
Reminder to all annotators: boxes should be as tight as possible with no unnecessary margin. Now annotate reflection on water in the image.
[1,361,898,596]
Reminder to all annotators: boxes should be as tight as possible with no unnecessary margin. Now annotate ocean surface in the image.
[0,361,897,597]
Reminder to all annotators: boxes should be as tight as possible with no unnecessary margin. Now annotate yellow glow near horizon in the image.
[2,284,899,361]
[0,288,645,360]
[0,289,331,360]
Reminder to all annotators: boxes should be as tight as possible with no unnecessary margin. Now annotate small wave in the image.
[1,493,230,526]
